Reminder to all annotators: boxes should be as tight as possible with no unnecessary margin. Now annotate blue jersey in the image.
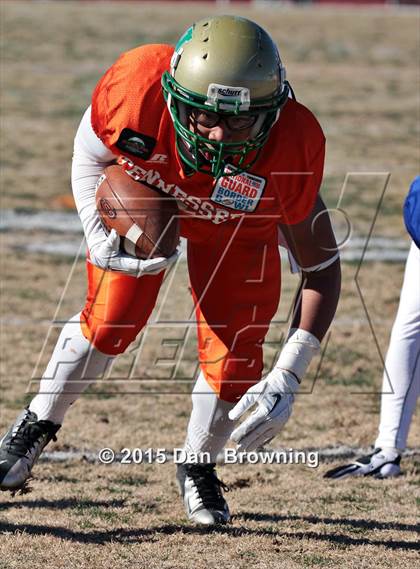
[404,176,420,249]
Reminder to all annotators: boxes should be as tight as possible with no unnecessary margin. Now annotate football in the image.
[95,164,180,259]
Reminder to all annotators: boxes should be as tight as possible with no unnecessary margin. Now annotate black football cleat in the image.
[324,448,401,480]
[0,408,60,492]
[177,463,230,525]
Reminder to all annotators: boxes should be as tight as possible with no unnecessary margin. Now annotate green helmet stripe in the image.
[174,25,193,56]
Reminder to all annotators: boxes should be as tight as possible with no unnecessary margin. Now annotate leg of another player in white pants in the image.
[375,241,420,453]
[183,371,237,463]
[324,242,419,479]
[29,312,114,425]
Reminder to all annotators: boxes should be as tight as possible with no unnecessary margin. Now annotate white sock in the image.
[29,313,114,424]
[183,372,237,463]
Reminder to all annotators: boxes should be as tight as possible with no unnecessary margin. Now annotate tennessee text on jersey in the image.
[118,155,243,225]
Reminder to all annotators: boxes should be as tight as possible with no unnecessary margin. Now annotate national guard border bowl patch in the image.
[116,128,157,160]
[210,165,266,212]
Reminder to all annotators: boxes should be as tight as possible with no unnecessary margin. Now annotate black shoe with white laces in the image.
[176,463,230,525]
[324,448,401,480]
[0,408,60,492]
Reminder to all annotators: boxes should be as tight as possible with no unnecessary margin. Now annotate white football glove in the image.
[228,329,320,451]
[89,229,179,277]
[228,370,299,452]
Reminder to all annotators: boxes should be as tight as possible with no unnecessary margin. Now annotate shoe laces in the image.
[6,411,58,458]
[186,463,229,509]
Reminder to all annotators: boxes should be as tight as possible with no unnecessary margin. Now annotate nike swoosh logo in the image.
[269,394,282,413]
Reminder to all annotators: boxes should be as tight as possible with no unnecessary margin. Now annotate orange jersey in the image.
[91,44,325,242]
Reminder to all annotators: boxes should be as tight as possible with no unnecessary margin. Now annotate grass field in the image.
[0,2,419,568]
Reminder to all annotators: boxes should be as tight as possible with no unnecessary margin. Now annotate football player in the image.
[0,16,341,525]
[324,177,419,480]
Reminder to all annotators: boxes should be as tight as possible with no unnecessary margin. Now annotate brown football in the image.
[95,165,180,259]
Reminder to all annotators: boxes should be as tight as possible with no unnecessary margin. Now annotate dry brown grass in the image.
[1,2,419,568]
[0,460,419,569]
[1,249,419,568]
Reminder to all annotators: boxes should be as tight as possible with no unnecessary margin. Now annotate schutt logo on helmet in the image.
[217,87,242,97]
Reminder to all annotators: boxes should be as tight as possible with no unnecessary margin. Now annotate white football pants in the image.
[375,241,420,451]
[29,313,113,424]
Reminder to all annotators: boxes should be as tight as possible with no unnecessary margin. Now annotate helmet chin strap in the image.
[174,103,201,170]
[178,134,232,178]
[249,112,267,138]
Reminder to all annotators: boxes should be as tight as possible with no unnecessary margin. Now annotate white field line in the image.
[39,446,420,464]
[0,210,83,233]
[0,209,411,262]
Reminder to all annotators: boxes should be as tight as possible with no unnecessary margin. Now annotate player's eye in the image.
[190,109,219,128]
[224,115,258,131]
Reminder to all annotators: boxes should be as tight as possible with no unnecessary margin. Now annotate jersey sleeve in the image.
[90,44,173,153]
[271,102,326,225]
[286,140,325,225]
[404,176,420,249]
